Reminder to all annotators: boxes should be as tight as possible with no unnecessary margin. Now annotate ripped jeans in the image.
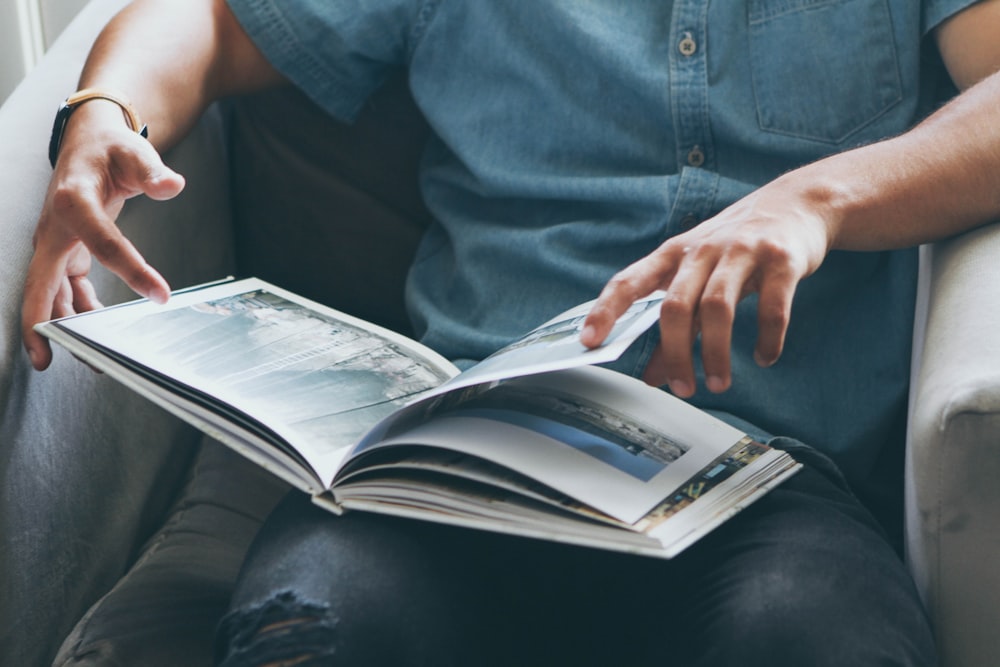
[213,440,938,666]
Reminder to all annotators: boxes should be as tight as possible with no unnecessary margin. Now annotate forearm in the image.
[799,70,1000,252]
[65,0,282,152]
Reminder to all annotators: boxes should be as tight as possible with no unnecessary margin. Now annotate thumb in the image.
[112,141,186,202]
[139,161,186,201]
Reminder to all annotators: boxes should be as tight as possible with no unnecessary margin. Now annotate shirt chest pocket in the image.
[747,0,902,145]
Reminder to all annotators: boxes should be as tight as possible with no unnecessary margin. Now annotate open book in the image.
[37,277,799,559]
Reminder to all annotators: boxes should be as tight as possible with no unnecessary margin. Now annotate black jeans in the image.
[215,440,937,666]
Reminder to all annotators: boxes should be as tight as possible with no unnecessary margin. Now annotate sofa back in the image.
[227,73,431,337]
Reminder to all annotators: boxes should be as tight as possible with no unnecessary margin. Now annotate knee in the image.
[684,556,938,667]
[215,590,338,667]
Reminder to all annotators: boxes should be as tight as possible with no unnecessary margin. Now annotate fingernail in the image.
[149,287,170,304]
[668,379,692,397]
[706,375,727,393]
[27,348,39,368]
[754,351,775,368]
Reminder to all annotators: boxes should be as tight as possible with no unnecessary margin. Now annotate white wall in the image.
[0,0,90,104]
[0,0,37,105]
[38,0,90,43]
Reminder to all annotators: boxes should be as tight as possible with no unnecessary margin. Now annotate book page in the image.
[346,365,747,524]
[49,278,459,486]
[434,291,664,394]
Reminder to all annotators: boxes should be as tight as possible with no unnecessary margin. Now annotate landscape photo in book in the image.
[383,378,690,482]
[107,288,456,461]
[454,294,663,385]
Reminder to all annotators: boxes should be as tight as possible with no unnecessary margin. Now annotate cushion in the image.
[52,440,289,667]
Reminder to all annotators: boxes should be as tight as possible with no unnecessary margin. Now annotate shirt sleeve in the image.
[226,0,435,121]
[923,0,983,35]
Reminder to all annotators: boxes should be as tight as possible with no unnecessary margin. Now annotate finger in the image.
[142,166,186,201]
[22,331,53,371]
[640,315,699,388]
[653,250,717,397]
[581,243,685,348]
[753,269,797,368]
[697,257,757,393]
[63,246,103,313]
[21,246,72,371]
[107,138,186,202]
[84,223,171,304]
[50,185,171,304]
[70,275,104,313]
[96,229,169,303]
[52,277,76,320]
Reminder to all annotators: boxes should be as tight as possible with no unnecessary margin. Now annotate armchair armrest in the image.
[907,223,1000,667]
[0,1,236,664]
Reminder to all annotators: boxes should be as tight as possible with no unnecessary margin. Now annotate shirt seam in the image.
[407,0,443,61]
[227,0,373,121]
[923,0,980,36]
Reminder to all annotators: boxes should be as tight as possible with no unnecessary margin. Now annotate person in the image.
[20,0,1000,664]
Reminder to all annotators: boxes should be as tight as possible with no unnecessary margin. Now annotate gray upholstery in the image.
[908,233,1000,667]
[51,441,287,666]
[2,2,1000,666]
[0,2,232,665]
[44,81,430,667]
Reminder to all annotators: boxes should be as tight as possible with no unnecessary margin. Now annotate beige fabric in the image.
[908,224,1000,667]
[0,1,236,664]
[52,440,289,667]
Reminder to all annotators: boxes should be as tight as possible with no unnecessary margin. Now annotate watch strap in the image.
[48,88,149,168]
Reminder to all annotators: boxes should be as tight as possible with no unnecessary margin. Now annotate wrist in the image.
[49,89,148,168]
[772,164,852,251]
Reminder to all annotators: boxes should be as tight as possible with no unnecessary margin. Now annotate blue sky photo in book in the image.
[389,377,690,482]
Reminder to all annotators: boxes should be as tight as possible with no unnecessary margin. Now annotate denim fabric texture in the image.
[51,441,289,667]
[213,1,977,663]
[215,439,937,666]
[226,0,975,494]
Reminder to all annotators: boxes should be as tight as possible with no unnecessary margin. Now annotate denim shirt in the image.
[227,0,975,489]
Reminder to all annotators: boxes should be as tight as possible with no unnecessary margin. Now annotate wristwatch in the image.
[48,88,148,168]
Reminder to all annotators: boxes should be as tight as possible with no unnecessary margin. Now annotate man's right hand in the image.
[21,100,185,371]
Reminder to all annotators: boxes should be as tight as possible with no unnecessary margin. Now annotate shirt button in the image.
[686,145,705,167]
[678,33,697,57]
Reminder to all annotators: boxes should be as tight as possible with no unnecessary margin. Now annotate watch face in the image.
[48,101,74,168]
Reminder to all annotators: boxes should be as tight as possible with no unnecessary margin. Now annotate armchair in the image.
[0,1,234,664]
[0,1,997,666]
[907,231,1000,667]
[1,1,427,665]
